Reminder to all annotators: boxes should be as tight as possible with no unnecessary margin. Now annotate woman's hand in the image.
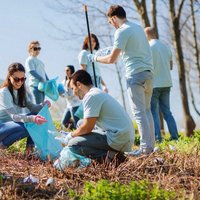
[42,100,51,108]
[33,115,47,125]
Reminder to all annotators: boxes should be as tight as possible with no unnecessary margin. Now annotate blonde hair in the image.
[28,41,40,53]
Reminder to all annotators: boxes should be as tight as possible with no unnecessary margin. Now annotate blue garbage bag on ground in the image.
[24,105,62,160]
[53,146,91,170]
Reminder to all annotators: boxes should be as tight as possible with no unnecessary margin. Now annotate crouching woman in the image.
[0,63,49,150]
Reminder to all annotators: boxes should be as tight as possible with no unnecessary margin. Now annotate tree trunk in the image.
[133,0,150,27]
[151,0,159,38]
[189,0,200,88]
[169,0,195,136]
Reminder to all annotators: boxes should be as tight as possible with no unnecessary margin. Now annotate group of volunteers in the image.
[0,5,178,163]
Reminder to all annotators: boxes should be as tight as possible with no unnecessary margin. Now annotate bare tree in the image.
[169,0,195,136]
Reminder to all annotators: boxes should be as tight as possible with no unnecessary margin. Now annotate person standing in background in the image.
[78,34,108,93]
[145,27,179,143]
[25,41,49,104]
[58,65,81,129]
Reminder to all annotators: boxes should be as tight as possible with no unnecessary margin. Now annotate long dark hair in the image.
[65,65,75,80]
[82,33,100,50]
[1,63,27,107]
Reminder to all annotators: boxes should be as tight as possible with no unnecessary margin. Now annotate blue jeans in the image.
[0,121,34,148]
[151,87,178,142]
[127,71,155,152]
[61,106,80,129]
[68,131,119,160]
[30,86,45,104]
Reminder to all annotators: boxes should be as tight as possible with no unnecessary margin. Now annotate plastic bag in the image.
[74,104,83,119]
[24,105,62,160]
[57,83,65,95]
[38,77,59,101]
[95,46,113,56]
[53,146,91,170]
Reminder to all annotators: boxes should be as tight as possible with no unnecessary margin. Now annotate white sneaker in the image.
[125,149,153,157]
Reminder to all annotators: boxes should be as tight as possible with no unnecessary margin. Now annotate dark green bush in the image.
[68,179,176,200]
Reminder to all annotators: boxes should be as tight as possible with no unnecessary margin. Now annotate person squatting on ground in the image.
[145,27,179,143]
[78,33,108,93]
[87,5,155,156]
[0,63,50,150]
[59,65,81,129]
[59,70,135,163]
[25,41,49,104]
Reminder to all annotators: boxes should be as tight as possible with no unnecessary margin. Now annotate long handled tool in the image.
[84,5,97,87]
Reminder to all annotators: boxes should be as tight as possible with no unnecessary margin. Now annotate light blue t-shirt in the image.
[114,21,153,78]
[149,39,172,88]
[25,56,47,87]
[82,87,135,152]
[78,50,101,77]
[0,87,42,123]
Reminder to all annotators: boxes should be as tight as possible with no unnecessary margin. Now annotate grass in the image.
[1,125,200,199]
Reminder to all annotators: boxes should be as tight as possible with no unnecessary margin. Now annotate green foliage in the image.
[194,130,200,142]
[7,138,26,153]
[53,120,62,131]
[134,133,140,146]
[0,175,3,185]
[157,131,200,154]
[68,179,176,200]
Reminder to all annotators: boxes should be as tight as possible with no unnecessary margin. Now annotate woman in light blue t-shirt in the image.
[78,34,108,93]
[0,63,49,150]
[25,41,49,104]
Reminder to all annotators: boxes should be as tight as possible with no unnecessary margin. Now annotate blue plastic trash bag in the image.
[53,146,91,170]
[24,104,63,160]
[38,77,59,101]
[57,83,66,95]
[74,104,83,119]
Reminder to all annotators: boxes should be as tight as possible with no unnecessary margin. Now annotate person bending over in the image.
[0,63,50,150]
[60,70,135,163]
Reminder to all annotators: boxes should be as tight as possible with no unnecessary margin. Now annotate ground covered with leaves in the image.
[1,133,200,199]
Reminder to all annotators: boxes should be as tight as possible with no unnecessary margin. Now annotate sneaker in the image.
[126,149,153,157]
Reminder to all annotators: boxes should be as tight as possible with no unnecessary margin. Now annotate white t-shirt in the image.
[149,39,173,88]
[62,79,81,108]
[82,87,135,152]
[114,21,153,78]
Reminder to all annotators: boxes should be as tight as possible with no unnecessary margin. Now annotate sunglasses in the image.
[32,47,41,51]
[12,76,26,83]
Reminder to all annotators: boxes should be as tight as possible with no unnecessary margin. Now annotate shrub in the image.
[7,138,26,153]
[68,179,176,200]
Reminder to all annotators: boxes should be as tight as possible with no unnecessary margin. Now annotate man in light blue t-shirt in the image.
[87,5,154,156]
[61,70,135,164]
[145,27,178,143]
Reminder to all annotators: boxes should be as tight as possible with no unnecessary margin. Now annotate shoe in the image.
[126,149,153,157]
